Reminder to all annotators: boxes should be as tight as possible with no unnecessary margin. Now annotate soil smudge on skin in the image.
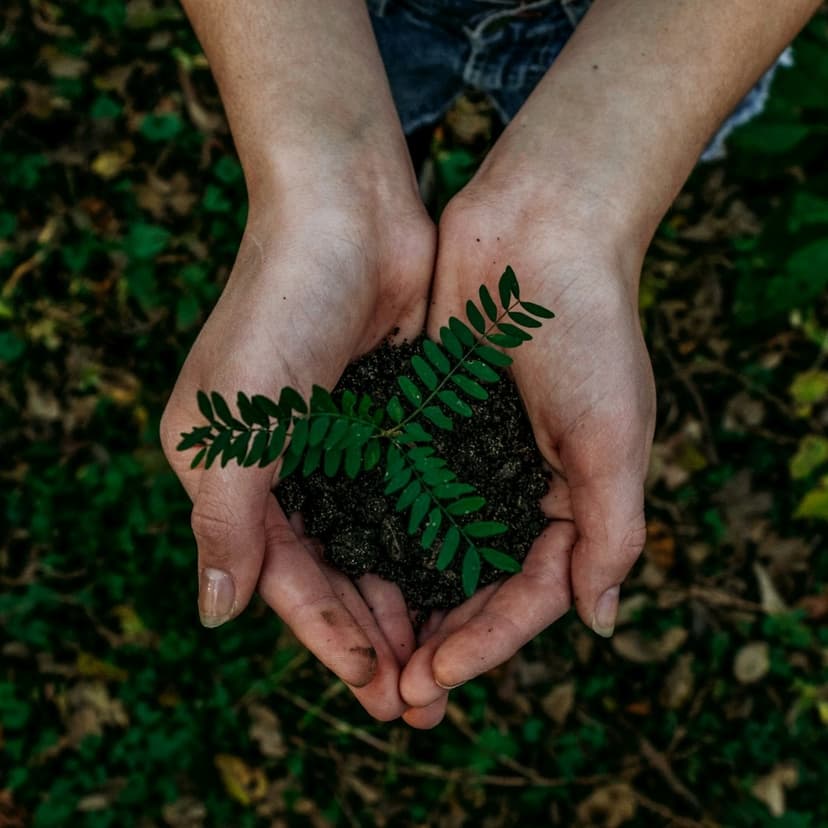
[276,337,548,612]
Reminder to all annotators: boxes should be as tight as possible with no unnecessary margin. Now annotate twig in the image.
[633,789,717,828]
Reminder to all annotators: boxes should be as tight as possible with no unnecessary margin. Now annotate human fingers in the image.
[399,582,500,709]
[257,498,382,690]
[565,464,648,638]
[356,574,417,667]
[427,521,576,690]
[161,397,276,628]
[402,695,449,729]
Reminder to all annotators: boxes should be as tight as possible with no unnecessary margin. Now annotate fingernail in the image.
[436,679,466,691]
[592,585,620,638]
[199,567,235,628]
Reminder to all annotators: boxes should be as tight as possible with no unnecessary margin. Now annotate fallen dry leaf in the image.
[751,763,798,817]
[576,783,637,828]
[541,681,575,725]
[644,519,675,571]
[213,754,268,806]
[660,653,695,709]
[612,628,687,664]
[57,681,129,745]
[162,795,207,828]
[733,641,770,684]
[247,703,286,759]
[753,562,789,615]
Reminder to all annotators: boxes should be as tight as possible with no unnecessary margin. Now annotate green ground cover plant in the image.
[1,3,827,827]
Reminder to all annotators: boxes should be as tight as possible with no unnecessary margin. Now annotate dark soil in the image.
[276,337,549,612]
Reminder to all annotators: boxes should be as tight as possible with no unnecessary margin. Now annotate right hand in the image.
[160,186,435,721]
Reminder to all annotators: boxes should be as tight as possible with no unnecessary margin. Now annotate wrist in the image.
[471,135,655,276]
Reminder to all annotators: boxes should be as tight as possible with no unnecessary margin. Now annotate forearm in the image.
[473,0,821,262]
[181,0,417,210]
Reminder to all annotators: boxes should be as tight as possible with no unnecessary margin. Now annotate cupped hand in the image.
[160,196,435,721]
[399,187,656,727]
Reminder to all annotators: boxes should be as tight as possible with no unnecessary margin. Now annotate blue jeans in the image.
[367,0,792,161]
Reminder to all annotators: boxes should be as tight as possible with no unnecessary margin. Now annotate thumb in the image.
[568,469,647,638]
[190,465,271,628]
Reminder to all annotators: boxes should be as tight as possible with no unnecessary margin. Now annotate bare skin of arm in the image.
[161,0,436,721]
[400,0,822,729]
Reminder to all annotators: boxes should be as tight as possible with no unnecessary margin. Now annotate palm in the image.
[398,222,655,727]
[161,211,435,720]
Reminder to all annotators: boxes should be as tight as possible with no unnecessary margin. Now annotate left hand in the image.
[398,173,656,728]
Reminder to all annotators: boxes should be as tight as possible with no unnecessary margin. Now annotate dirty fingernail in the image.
[592,585,620,638]
[199,567,235,628]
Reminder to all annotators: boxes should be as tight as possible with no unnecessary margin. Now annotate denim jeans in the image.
[367,0,792,161]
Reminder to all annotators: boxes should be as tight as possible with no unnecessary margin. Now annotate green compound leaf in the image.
[205,428,231,469]
[446,496,485,516]
[452,373,488,401]
[398,375,422,407]
[479,285,498,321]
[438,389,473,418]
[237,392,266,427]
[211,391,244,430]
[406,445,435,464]
[436,527,460,570]
[395,480,421,512]
[279,449,301,479]
[344,444,362,479]
[476,345,513,368]
[243,429,269,467]
[310,385,336,413]
[480,547,521,573]
[252,394,284,420]
[190,446,206,470]
[508,310,542,328]
[288,417,309,458]
[308,416,330,447]
[399,423,433,443]
[439,326,463,358]
[262,423,287,466]
[422,406,453,431]
[421,509,442,549]
[520,300,555,319]
[497,322,531,342]
[279,386,307,415]
[240,429,270,468]
[464,359,500,383]
[197,390,213,422]
[466,300,486,334]
[386,395,404,424]
[499,265,520,306]
[448,316,475,347]
[302,444,322,476]
[462,547,482,597]
[341,389,357,415]
[324,418,350,450]
[422,466,452,487]
[363,439,381,471]
[323,446,343,477]
[465,520,509,538]
[357,394,373,418]
[386,443,404,475]
[433,482,476,500]
[407,492,431,534]
[423,339,450,374]
[385,467,413,495]
[177,425,211,451]
[487,332,523,348]
[227,431,250,465]
[411,355,438,390]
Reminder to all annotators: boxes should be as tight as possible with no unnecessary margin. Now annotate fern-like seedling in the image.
[177,267,554,597]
